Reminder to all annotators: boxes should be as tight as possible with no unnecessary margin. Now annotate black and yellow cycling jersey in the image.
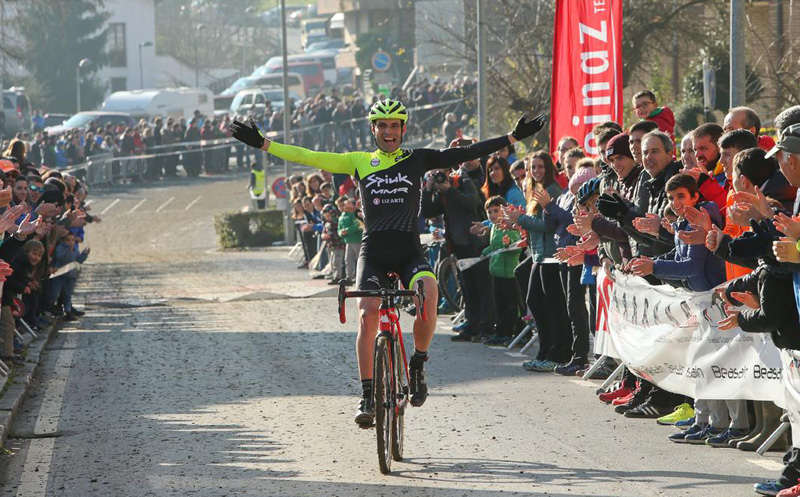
[269,135,511,290]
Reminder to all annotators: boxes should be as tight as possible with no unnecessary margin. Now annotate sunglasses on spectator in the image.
[29,185,45,193]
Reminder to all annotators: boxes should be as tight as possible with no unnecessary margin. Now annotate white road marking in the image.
[99,199,119,215]
[747,458,785,472]
[128,198,147,214]
[185,195,202,211]
[155,196,175,212]
[16,333,78,496]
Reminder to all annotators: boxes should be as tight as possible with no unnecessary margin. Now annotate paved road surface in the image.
[0,172,786,496]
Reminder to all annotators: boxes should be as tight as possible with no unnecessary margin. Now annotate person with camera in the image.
[229,99,546,426]
[422,144,495,342]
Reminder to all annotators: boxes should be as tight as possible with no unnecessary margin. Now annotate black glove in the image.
[597,193,629,220]
[511,113,547,141]
[229,119,265,149]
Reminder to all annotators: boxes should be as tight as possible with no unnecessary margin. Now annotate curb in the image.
[0,319,61,449]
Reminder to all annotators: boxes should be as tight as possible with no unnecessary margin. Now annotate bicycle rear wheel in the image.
[391,338,406,461]
[373,335,393,474]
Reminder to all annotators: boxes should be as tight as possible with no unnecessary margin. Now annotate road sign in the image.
[272,177,287,198]
[371,50,392,72]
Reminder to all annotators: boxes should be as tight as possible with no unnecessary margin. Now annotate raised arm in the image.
[229,119,355,175]
[422,113,547,171]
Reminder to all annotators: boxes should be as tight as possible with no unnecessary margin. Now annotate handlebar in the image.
[338,278,427,324]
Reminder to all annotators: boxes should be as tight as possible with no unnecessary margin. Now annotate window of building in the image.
[111,77,127,92]
[108,23,127,67]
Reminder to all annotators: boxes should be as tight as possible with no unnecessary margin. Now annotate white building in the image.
[97,0,158,94]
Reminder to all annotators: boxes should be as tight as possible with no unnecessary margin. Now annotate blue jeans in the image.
[47,275,76,312]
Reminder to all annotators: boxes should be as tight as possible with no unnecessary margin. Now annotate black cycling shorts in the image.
[355,231,435,291]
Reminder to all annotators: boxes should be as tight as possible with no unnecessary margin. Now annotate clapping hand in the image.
[730,291,760,309]
[774,212,800,241]
[574,210,596,236]
[633,213,662,236]
[732,186,773,220]
[677,206,712,245]
[629,256,655,277]
[531,188,552,209]
[774,237,800,263]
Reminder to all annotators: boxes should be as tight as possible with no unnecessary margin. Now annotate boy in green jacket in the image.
[482,196,522,346]
[337,195,363,286]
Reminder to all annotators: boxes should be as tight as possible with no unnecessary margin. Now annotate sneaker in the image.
[706,427,749,447]
[624,401,673,419]
[599,386,632,404]
[526,359,558,372]
[409,361,428,407]
[484,335,509,346]
[669,423,707,443]
[450,332,475,342]
[675,416,696,429]
[354,397,375,426]
[69,308,86,317]
[614,390,648,414]
[63,314,77,322]
[327,279,340,285]
[656,403,695,426]
[522,359,542,371]
[777,480,800,497]
[554,361,588,376]
[612,391,636,406]
[684,424,724,444]
[578,363,613,380]
[451,321,470,332]
[755,480,789,496]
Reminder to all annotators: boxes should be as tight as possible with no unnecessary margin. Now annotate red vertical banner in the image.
[550,0,623,157]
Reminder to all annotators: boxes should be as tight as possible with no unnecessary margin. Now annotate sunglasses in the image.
[29,185,45,193]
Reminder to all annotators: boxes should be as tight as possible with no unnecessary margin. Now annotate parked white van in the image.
[100,87,214,121]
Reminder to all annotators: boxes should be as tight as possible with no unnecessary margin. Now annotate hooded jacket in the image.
[652,201,726,291]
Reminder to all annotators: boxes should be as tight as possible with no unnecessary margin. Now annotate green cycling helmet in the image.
[368,98,408,123]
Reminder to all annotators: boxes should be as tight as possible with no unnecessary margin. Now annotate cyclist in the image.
[230,100,546,425]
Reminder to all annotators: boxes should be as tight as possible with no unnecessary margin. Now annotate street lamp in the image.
[194,23,206,87]
[76,58,92,113]
[138,41,154,89]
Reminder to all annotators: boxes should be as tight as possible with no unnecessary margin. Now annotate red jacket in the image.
[646,106,676,139]
[758,134,776,152]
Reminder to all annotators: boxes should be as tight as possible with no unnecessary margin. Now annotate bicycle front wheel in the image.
[373,335,393,474]
[391,338,406,461]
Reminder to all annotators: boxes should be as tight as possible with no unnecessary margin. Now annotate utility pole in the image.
[280,0,295,244]
[730,0,745,107]
[476,0,487,141]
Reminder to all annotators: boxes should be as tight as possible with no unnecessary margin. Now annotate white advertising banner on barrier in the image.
[599,273,783,402]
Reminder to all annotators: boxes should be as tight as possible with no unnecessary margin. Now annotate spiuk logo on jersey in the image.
[365,172,413,195]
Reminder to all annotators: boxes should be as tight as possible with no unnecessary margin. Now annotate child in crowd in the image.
[1,240,44,364]
[47,231,90,321]
[337,195,362,286]
[630,174,726,291]
[482,196,521,346]
[321,204,344,284]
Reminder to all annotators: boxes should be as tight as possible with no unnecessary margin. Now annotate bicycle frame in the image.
[378,297,410,416]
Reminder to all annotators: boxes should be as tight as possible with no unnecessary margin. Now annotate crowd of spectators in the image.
[285,87,800,496]
[0,138,98,370]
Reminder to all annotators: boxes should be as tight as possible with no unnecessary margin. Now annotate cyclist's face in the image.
[372,119,405,153]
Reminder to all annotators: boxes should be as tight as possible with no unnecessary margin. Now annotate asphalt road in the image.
[0,171,788,496]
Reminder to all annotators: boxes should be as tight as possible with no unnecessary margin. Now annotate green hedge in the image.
[213,209,285,248]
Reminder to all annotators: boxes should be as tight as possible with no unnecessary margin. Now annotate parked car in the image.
[257,54,336,87]
[260,5,303,27]
[2,87,32,136]
[261,61,324,96]
[220,73,305,99]
[305,38,345,53]
[44,111,135,136]
[42,113,71,129]
[229,87,303,116]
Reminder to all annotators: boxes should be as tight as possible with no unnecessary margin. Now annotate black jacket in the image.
[421,174,486,254]
[725,262,800,350]
[2,252,32,306]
